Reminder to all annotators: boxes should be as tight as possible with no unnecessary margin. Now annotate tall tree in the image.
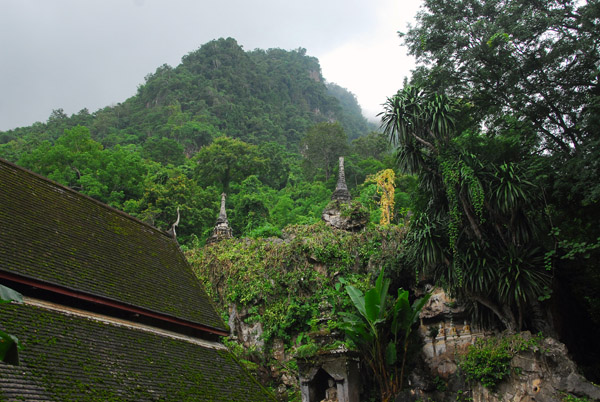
[401,1,600,376]
[381,86,550,331]
[193,136,265,192]
[300,122,349,181]
[402,0,599,156]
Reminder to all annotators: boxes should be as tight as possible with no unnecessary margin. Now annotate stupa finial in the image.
[217,193,228,223]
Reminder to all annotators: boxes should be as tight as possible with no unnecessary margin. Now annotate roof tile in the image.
[0,303,273,401]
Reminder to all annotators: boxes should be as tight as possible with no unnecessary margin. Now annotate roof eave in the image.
[0,270,229,337]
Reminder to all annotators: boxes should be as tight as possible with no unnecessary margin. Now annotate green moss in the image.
[0,303,274,401]
[1,160,225,330]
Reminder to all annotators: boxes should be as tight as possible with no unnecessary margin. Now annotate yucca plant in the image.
[380,85,551,332]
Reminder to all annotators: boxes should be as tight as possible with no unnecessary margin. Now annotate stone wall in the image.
[417,287,489,380]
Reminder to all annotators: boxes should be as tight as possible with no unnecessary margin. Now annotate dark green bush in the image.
[459,333,542,389]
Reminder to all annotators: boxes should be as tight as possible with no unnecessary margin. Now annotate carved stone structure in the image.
[418,287,485,379]
[405,287,600,401]
[322,157,367,231]
[298,350,361,402]
[207,193,233,244]
[330,157,351,202]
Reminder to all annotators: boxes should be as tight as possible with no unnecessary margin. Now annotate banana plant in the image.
[340,270,430,401]
[0,284,23,364]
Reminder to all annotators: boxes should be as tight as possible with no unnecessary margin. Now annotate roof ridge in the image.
[0,158,172,240]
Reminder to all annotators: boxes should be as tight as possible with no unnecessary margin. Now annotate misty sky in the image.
[0,0,423,131]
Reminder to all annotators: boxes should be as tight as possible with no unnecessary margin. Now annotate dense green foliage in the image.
[459,333,543,389]
[300,122,349,181]
[0,38,393,245]
[397,0,600,379]
[340,270,430,400]
[381,86,550,332]
[187,222,410,400]
[188,223,407,345]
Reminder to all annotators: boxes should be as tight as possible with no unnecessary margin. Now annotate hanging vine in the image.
[439,155,485,254]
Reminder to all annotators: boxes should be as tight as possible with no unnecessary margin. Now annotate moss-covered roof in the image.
[0,159,224,331]
[0,302,275,401]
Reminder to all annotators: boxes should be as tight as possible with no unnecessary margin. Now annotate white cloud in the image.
[318,0,422,122]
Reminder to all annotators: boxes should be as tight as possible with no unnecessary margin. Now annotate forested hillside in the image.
[0,38,393,244]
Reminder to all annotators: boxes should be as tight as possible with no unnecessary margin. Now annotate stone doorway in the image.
[310,368,335,401]
[298,351,360,402]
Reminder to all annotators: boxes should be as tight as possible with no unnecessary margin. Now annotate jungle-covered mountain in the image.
[0,37,393,244]
[2,38,372,149]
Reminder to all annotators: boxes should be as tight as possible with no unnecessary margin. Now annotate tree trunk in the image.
[459,191,483,241]
[469,293,518,331]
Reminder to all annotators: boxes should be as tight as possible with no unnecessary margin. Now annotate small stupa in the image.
[322,157,368,231]
[207,193,233,244]
[330,157,352,202]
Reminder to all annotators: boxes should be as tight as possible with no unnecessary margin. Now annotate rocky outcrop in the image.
[321,201,368,231]
[228,304,264,351]
[409,288,600,401]
[417,287,486,380]
[471,335,600,402]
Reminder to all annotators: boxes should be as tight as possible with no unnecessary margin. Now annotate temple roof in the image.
[0,302,274,401]
[0,158,225,332]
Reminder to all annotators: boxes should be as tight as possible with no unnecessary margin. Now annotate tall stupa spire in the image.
[207,193,233,244]
[217,192,228,224]
[322,156,367,231]
[330,157,351,202]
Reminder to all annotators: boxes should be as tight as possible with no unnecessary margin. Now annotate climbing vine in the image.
[187,223,408,348]
[438,154,485,288]
[366,169,396,225]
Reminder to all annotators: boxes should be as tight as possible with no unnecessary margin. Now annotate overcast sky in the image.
[0,0,423,131]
